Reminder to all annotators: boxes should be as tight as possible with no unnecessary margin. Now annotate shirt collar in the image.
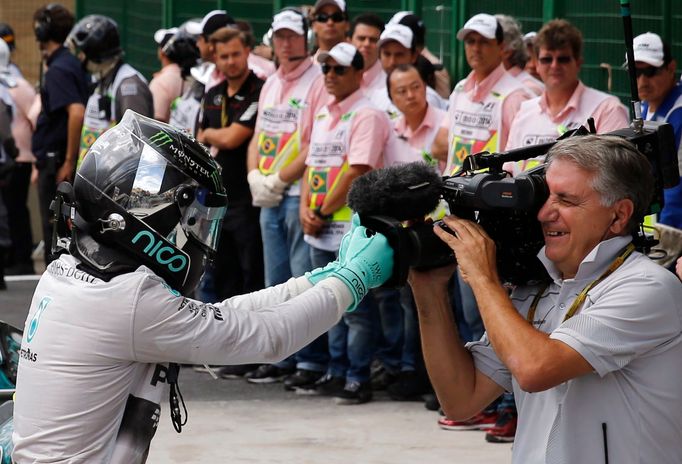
[463,63,507,101]
[395,103,437,139]
[47,46,69,66]
[277,57,314,82]
[227,70,257,99]
[643,81,682,119]
[539,80,584,119]
[538,235,633,283]
[328,87,365,118]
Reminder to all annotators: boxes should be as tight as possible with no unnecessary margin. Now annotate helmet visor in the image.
[129,143,226,252]
[180,186,225,252]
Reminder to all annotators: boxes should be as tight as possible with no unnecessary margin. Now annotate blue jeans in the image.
[311,246,376,383]
[399,286,419,372]
[372,288,403,373]
[260,196,327,372]
[260,195,311,285]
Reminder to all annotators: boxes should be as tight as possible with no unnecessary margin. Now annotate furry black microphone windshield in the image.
[347,162,443,221]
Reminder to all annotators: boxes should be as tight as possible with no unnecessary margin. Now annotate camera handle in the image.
[619,0,644,132]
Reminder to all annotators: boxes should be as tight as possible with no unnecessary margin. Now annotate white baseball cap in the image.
[272,10,306,36]
[313,0,346,14]
[153,27,178,47]
[181,19,202,37]
[317,42,363,69]
[378,24,413,50]
[388,11,412,25]
[631,32,665,67]
[198,10,236,37]
[456,13,499,41]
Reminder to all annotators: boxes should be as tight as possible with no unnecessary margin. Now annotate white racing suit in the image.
[12,254,349,463]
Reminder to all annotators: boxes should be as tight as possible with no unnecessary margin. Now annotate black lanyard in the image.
[526,243,636,324]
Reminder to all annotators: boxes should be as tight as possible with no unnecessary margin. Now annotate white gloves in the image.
[263,172,288,195]
[247,170,285,208]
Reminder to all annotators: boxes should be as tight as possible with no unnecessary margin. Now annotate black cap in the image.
[200,10,236,37]
[0,23,15,51]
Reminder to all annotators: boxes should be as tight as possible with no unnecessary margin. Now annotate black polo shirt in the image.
[32,46,90,162]
[201,70,263,206]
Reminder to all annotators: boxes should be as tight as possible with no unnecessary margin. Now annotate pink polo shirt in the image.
[8,75,36,163]
[307,88,389,169]
[361,59,386,94]
[258,58,328,149]
[386,104,446,166]
[508,66,544,96]
[149,63,183,122]
[440,64,530,152]
[505,81,629,151]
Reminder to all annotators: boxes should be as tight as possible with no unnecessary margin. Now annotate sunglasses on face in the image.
[315,12,345,23]
[321,63,349,75]
[635,66,663,78]
[538,55,573,65]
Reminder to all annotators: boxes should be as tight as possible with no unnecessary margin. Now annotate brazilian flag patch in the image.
[310,172,327,193]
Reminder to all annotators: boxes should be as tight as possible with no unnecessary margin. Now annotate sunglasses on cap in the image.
[321,63,350,75]
[538,55,573,65]
[315,12,345,23]
[635,66,664,78]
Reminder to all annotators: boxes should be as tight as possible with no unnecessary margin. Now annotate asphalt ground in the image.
[3,274,513,463]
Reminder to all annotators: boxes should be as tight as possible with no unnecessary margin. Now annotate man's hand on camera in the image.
[247,170,283,208]
[327,225,394,311]
[434,215,498,286]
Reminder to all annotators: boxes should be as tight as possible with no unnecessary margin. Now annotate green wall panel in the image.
[217,0,274,40]
[75,0,682,103]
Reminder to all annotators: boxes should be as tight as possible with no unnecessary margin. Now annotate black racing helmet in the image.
[66,14,122,64]
[71,110,227,294]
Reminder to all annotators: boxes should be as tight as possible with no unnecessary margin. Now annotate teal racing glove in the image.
[328,225,394,311]
[306,213,361,285]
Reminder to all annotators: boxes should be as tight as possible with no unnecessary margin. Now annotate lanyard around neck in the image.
[526,243,636,324]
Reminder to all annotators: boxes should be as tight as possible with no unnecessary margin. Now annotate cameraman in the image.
[410,135,682,463]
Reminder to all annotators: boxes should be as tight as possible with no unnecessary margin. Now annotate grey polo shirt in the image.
[469,235,682,464]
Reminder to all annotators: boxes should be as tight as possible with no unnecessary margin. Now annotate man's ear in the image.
[610,198,634,235]
[667,59,677,75]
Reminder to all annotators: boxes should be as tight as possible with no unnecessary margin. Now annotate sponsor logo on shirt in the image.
[19,347,38,362]
[120,82,139,97]
[47,260,99,283]
[27,296,51,343]
[452,110,492,129]
[178,298,224,321]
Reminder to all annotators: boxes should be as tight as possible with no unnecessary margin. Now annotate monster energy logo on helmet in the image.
[149,131,174,148]
[148,127,222,191]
